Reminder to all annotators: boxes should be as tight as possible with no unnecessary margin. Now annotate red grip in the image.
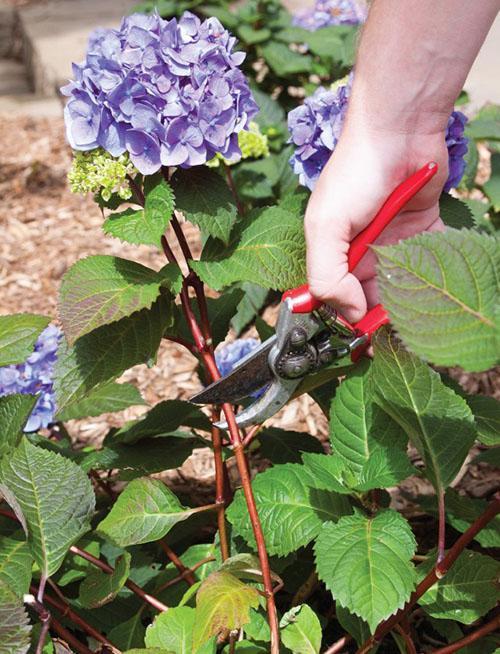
[351,304,390,362]
[282,161,438,314]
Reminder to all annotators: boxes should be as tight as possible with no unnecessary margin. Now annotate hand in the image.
[304,123,449,324]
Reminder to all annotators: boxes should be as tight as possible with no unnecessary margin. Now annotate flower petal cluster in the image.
[62,12,258,175]
[68,148,137,201]
[207,121,269,167]
[444,111,468,192]
[288,74,468,192]
[293,0,367,30]
[0,325,61,432]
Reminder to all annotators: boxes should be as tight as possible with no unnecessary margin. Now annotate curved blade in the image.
[190,336,276,405]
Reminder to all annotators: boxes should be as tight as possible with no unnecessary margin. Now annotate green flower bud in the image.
[68,148,137,201]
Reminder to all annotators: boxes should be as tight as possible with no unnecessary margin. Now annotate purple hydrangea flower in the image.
[293,0,367,30]
[62,11,258,175]
[215,338,266,398]
[288,74,468,192]
[0,325,61,432]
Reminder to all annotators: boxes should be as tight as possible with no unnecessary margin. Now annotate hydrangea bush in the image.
[1,4,499,654]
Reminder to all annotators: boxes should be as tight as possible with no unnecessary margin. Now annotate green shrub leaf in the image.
[483,153,500,211]
[54,296,171,414]
[97,478,198,547]
[192,206,305,291]
[438,193,474,229]
[0,314,50,367]
[418,549,500,623]
[227,463,351,556]
[372,329,476,492]
[192,571,259,651]
[467,394,500,446]
[0,602,31,654]
[109,614,146,651]
[0,394,37,457]
[259,42,313,75]
[79,552,131,608]
[280,604,322,654]
[56,381,145,421]
[0,535,32,603]
[171,167,237,245]
[59,255,166,344]
[0,440,95,578]
[146,606,214,654]
[314,509,417,632]
[257,428,323,465]
[466,104,500,140]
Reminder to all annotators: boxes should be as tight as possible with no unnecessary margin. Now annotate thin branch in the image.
[437,489,446,565]
[394,624,417,654]
[155,556,215,593]
[164,334,198,356]
[127,174,145,206]
[355,497,500,654]
[431,614,500,654]
[323,635,352,654]
[49,615,94,654]
[25,594,50,654]
[212,407,231,560]
[241,423,262,449]
[223,163,245,215]
[159,540,196,586]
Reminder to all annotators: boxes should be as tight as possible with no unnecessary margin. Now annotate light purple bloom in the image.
[288,74,468,192]
[62,11,258,175]
[293,0,367,30]
[0,325,61,432]
[215,338,265,398]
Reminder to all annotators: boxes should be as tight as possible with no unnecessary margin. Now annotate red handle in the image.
[282,161,438,314]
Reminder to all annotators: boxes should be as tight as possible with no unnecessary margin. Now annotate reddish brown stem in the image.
[25,594,51,654]
[323,635,352,654]
[159,540,196,585]
[431,614,500,654]
[437,489,446,565]
[155,556,215,593]
[49,615,94,654]
[241,423,262,449]
[212,407,231,561]
[223,163,245,215]
[395,624,417,654]
[127,174,145,206]
[164,335,198,356]
[355,497,500,654]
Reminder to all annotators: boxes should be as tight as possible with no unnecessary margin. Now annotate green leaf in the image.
[0,394,37,457]
[301,453,351,494]
[418,549,500,623]
[193,571,260,651]
[474,446,500,467]
[230,283,269,335]
[125,650,173,654]
[238,24,271,44]
[335,605,370,647]
[0,535,32,603]
[280,604,322,654]
[203,288,245,346]
[483,153,500,211]
[439,193,474,229]
[79,552,131,608]
[251,85,285,130]
[467,394,500,446]
[113,400,210,444]
[145,606,214,654]
[59,255,166,344]
[372,329,476,492]
[315,509,417,632]
[260,41,313,75]
[171,167,237,245]
[56,381,145,421]
[0,314,50,366]
[109,613,146,651]
[257,428,323,464]
[354,449,415,491]
[0,440,95,579]
[0,603,31,654]
[144,178,176,239]
[466,104,500,140]
[97,478,199,547]
[227,463,351,556]
[375,229,500,371]
[54,296,171,415]
[192,206,305,291]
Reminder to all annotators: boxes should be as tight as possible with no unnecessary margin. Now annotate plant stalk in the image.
[323,635,352,654]
[430,613,500,654]
[160,540,196,585]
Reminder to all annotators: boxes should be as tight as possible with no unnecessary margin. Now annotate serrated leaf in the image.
[0,603,31,654]
[97,478,199,547]
[418,549,500,623]
[335,605,370,647]
[301,453,351,494]
[439,193,474,229]
[243,608,270,644]
[372,329,476,492]
[467,394,500,446]
[145,606,214,654]
[109,613,146,650]
[375,229,500,371]
[251,85,285,129]
[238,24,271,44]
[59,255,165,344]
[79,552,131,608]
[257,428,323,464]
[314,509,417,632]
[0,535,32,603]
[54,296,171,414]
[171,168,237,245]
[280,604,322,654]
[113,400,211,444]
[230,283,269,335]
[260,41,313,75]
[0,314,50,367]
[0,394,38,457]
[330,359,408,474]
[354,449,415,491]
[227,463,351,556]
[56,381,145,421]
[483,153,500,211]
[193,571,259,651]
[0,440,95,578]
[466,104,500,140]
[192,206,305,291]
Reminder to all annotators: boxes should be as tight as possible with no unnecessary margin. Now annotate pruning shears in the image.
[191,162,438,429]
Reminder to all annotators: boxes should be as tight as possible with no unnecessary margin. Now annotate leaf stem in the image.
[355,497,500,654]
[49,615,94,654]
[395,623,417,654]
[430,613,500,654]
[322,635,352,654]
[223,163,245,215]
[155,555,216,593]
[159,540,196,585]
[25,594,51,654]
[437,489,446,565]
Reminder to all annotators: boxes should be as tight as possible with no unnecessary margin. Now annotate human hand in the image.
[304,123,449,324]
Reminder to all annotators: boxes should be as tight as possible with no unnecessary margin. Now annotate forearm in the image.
[349,0,499,136]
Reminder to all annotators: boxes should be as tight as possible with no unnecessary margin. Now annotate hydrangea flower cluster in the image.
[62,12,259,175]
[0,325,61,432]
[207,121,269,167]
[288,74,468,192]
[293,0,367,30]
[68,148,137,201]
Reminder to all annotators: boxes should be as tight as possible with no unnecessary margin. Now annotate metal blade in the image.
[190,336,276,405]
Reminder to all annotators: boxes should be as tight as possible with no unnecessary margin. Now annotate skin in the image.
[305,0,500,323]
